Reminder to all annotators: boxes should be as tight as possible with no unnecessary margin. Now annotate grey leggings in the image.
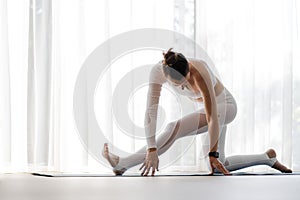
[114,88,276,172]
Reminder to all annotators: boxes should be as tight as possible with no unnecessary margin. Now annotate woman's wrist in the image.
[208,151,219,158]
[147,147,157,152]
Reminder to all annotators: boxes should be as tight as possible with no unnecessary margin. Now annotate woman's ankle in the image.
[266,148,276,159]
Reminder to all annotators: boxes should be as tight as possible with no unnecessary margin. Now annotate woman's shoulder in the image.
[150,60,163,74]
[149,61,166,84]
[187,57,218,86]
[187,57,207,67]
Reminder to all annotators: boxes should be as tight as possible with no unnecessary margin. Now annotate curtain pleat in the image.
[27,0,35,167]
[0,0,12,170]
[27,0,52,169]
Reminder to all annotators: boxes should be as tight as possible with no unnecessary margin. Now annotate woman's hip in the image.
[196,88,237,124]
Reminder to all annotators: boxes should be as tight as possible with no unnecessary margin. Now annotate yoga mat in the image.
[32,172,300,177]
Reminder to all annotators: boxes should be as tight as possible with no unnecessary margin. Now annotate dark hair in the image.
[162,48,189,81]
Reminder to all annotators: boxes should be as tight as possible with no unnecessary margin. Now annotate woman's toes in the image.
[273,161,293,173]
[102,143,109,158]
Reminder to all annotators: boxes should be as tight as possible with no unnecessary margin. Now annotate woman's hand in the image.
[209,156,231,175]
[139,148,159,176]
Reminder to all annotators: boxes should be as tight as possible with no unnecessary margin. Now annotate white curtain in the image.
[1,0,29,172]
[0,0,299,173]
[194,0,300,171]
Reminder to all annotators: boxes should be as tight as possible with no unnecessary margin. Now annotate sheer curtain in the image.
[0,0,29,172]
[194,0,300,171]
[0,0,180,173]
[0,0,299,173]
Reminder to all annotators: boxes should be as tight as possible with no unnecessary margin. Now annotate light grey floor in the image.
[0,173,300,200]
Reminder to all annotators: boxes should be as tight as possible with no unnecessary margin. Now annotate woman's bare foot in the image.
[102,143,119,167]
[102,143,126,176]
[266,149,292,173]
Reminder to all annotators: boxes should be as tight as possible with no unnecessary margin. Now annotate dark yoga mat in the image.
[32,172,300,177]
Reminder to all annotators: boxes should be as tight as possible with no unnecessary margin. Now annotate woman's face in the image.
[166,71,191,88]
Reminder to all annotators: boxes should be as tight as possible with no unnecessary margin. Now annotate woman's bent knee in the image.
[164,121,179,133]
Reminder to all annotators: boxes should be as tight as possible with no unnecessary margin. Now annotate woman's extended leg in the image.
[218,150,292,173]
[103,111,209,174]
[103,88,236,174]
[216,126,292,173]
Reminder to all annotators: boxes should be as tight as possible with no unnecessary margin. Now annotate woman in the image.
[102,48,292,176]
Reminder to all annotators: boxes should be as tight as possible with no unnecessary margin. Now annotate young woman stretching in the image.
[102,48,292,176]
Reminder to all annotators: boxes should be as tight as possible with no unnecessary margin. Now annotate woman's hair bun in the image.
[162,48,189,80]
[163,48,176,66]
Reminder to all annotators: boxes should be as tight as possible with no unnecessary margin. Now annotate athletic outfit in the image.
[113,58,277,173]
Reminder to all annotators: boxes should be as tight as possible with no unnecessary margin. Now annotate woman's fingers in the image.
[151,166,156,176]
[140,163,158,176]
[218,163,231,175]
[139,162,145,171]
[210,162,215,175]
[144,166,151,176]
[141,163,148,176]
[140,151,159,176]
[212,160,231,175]
[144,169,149,176]
[150,165,158,176]
[209,157,231,176]
[141,162,151,176]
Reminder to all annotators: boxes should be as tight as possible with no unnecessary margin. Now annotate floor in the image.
[0,173,300,200]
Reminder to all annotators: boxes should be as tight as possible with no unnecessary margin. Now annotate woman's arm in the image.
[194,68,219,152]
[141,64,165,176]
[193,64,230,175]
[144,82,163,148]
[144,64,166,148]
